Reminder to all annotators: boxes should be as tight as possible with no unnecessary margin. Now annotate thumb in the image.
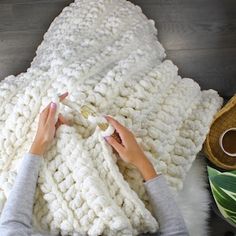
[105,136,124,155]
[55,113,70,129]
[58,113,70,126]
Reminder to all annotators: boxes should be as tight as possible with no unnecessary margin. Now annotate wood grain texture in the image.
[0,31,44,78]
[0,0,235,99]
[0,1,71,32]
[0,0,71,4]
[0,0,73,79]
[130,0,236,99]
[166,48,236,99]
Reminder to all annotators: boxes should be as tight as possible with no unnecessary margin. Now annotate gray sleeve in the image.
[0,152,42,236]
[144,174,189,236]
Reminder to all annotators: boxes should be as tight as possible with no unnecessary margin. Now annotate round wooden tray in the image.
[203,95,236,170]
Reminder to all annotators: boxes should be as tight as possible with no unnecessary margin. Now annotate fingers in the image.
[105,136,124,155]
[40,103,51,123]
[46,102,57,124]
[41,91,68,120]
[58,113,70,125]
[105,115,126,134]
[40,91,68,125]
[59,92,68,102]
[105,115,131,144]
[55,113,70,129]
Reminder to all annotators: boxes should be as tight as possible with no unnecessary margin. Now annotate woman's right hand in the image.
[104,116,158,181]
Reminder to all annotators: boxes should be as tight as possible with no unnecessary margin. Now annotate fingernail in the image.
[103,115,110,120]
[51,102,57,109]
[104,136,109,141]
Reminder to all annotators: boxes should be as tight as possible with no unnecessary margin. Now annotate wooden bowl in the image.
[204,95,236,170]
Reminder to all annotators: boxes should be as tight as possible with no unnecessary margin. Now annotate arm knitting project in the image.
[0,0,223,235]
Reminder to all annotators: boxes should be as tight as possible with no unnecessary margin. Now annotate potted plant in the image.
[208,166,236,227]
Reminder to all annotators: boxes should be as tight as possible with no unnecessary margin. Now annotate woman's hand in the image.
[30,92,70,156]
[104,116,158,181]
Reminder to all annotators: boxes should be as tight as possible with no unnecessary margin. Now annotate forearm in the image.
[144,175,189,236]
[0,153,42,234]
[135,156,158,181]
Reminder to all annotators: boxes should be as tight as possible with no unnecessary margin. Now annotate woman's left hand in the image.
[30,92,70,156]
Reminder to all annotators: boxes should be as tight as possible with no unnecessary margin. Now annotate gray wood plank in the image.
[0,1,73,32]
[0,0,71,4]
[130,0,236,50]
[131,0,236,21]
[0,31,44,54]
[156,21,236,50]
[0,57,31,80]
[0,30,44,79]
[167,48,236,99]
[0,5,13,32]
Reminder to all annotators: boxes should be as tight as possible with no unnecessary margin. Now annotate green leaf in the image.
[208,167,236,227]
[212,175,236,194]
[211,184,236,212]
[207,166,221,179]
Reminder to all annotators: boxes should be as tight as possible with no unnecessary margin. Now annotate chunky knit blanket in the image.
[0,0,223,235]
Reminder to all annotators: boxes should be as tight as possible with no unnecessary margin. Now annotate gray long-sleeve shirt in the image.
[0,153,189,236]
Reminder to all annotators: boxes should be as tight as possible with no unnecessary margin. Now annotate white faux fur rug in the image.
[177,153,211,236]
[0,0,222,235]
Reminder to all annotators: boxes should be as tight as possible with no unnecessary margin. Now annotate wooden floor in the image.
[0,0,235,100]
[0,0,235,235]
[131,0,236,100]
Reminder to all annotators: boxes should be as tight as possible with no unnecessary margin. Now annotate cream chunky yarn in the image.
[0,0,223,235]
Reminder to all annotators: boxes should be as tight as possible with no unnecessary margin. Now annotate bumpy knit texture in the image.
[0,0,223,235]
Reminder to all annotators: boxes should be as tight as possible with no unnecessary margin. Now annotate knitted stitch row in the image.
[0,0,223,235]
